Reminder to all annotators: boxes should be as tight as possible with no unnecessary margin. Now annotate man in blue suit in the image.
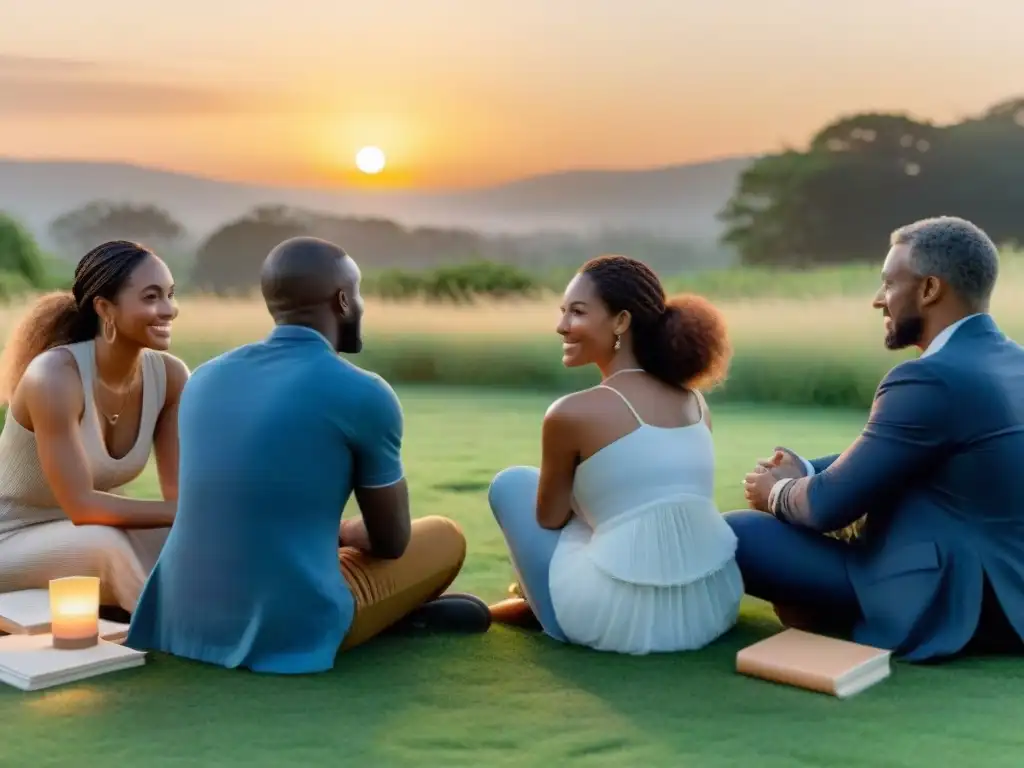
[730,216,1024,662]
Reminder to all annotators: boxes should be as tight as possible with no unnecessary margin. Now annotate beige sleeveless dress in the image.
[0,339,170,611]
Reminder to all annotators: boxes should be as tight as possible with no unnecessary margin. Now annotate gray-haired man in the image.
[729,216,1024,663]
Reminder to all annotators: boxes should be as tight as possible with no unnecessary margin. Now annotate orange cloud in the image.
[0,55,287,116]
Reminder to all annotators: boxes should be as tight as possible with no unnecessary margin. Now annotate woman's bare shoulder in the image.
[19,348,82,398]
[154,351,191,392]
[11,348,83,428]
[543,387,610,427]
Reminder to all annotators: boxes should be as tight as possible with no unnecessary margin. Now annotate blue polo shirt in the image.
[125,324,404,673]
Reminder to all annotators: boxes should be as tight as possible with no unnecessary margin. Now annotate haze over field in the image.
[0,156,751,245]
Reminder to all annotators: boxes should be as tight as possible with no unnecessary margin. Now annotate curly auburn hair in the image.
[577,254,731,390]
[0,240,154,402]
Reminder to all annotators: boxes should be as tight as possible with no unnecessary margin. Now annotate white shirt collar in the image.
[921,313,983,358]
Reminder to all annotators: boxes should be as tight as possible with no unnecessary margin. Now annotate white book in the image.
[0,633,146,691]
[0,589,129,643]
[0,589,50,634]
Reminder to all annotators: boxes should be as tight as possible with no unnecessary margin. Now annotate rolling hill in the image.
[0,155,752,245]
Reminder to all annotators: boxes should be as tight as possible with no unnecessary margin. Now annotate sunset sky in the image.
[2,0,1021,190]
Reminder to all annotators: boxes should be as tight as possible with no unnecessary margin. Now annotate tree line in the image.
[0,210,551,304]
[719,96,1024,266]
[3,93,1022,300]
[33,202,719,296]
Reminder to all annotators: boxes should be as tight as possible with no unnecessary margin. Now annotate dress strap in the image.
[61,340,106,455]
[64,340,98,421]
[141,350,168,420]
[692,389,706,424]
[595,385,645,426]
[597,368,646,425]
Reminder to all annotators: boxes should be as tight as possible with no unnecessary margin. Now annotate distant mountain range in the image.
[0,155,753,246]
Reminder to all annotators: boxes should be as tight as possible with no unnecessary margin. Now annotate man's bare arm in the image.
[351,480,411,559]
[345,375,409,559]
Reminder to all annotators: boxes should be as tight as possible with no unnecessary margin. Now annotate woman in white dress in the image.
[0,241,189,615]
[487,254,743,654]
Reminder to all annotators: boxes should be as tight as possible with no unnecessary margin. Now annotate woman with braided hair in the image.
[487,254,742,654]
[0,240,189,615]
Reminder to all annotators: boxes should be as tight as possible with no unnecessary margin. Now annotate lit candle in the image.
[49,576,100,650]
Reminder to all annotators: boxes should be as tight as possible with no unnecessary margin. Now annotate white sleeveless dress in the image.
[0,340,170,610]
[547,385,744,654]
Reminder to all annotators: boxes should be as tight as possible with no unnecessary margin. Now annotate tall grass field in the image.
[2,256,1019,409]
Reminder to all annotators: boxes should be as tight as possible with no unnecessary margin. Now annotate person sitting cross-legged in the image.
[487,255,742,654]
[125,236,490,673]
[730,216,1024,663]
[0,241,186,617]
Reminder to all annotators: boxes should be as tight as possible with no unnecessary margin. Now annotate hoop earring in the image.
[102,318,117,344]
[613,334,621,351]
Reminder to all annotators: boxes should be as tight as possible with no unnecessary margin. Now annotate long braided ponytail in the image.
[0,240,153,402]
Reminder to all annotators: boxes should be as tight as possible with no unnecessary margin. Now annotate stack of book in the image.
[0,589,146,691]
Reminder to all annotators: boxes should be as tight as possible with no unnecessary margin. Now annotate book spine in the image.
[735,657,837,696]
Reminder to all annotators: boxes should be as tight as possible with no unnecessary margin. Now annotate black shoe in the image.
[391,592,492,635]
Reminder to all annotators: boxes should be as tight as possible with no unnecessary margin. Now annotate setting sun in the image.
[355,146,386,175]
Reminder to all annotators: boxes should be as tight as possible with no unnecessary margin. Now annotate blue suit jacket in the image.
[779,314,1024,660]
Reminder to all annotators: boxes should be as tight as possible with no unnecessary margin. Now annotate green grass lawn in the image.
[3,388,1023,767]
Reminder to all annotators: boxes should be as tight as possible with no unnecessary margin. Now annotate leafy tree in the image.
[191,206,307,295]
[718,150,833,266]
[0,212,47,288]
[49,201,186,256]
[191,205,501,295]
[719,96,1024,266]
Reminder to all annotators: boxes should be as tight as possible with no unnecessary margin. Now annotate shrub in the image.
[364,261,545,303]
[0,213,47,289]
[0,271,36,302]
[368,269,425,301]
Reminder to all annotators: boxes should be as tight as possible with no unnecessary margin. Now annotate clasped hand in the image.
[743,448,804,513]
[339,517,372,552]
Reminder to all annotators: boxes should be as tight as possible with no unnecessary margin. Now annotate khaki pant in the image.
[339,515,467,650]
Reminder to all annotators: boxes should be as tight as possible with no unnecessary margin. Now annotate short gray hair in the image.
[890,215,999,310]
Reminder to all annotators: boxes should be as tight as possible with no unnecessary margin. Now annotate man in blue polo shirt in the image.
[126,236,490,673]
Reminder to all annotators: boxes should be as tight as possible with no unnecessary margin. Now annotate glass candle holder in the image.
[49,576,100,650]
